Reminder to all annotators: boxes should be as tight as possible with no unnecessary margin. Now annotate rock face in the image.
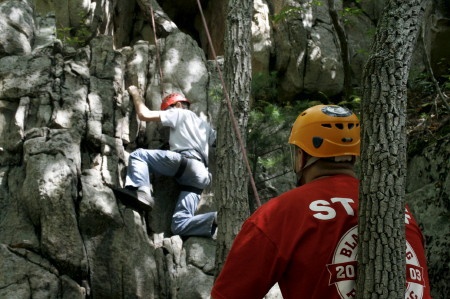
[0,0,448,298]
[0,1,219,296]
[406,136,450,299]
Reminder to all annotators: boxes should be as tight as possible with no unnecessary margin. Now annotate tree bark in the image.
[214,0,253,277]
[357,1,428,298]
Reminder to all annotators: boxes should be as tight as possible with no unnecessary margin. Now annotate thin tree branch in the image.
[327,0,352,99]
[421,17,450,112]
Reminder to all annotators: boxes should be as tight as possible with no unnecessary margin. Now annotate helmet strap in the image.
[291,147,304,174]
[296,155,321,186]
[293,149,316,186]
[303,156,320,169]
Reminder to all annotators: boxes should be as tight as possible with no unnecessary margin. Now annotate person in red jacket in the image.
[211,104,431,299]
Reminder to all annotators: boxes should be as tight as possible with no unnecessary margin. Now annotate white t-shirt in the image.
[160,108,216,163]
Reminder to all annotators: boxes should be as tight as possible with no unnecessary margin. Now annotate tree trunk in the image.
[357,1,428,298]
[327,0,352,99]
[214,0,253,277]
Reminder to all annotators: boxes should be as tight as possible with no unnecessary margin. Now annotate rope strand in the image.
[149,4,165,97]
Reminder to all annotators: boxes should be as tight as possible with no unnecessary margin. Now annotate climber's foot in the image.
[112,186,154,211]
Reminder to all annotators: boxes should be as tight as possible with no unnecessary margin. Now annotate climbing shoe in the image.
[112,186,154,211]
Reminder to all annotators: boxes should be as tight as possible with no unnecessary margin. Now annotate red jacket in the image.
[211,175,431,299]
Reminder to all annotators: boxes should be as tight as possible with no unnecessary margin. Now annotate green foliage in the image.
[440,67,450,92]
[338,95,362,111]
[442,73,450,91]
[340,6,363,25]
[247,100,315,185]
[272,1,323,23]
[356,48,369,57]
[252,72,279,103]
[272,6,302,23]
[248,103,285,147]
[440,120,450,135]
[208,85,224,102]
[57,26,91,47]
[410,67,450,94]
[365,27,377,39]
[56,13,91,47]
[410,72,435,95]
[407,131,432,157]
[436,58,450,91]
[247,103,290,189]
[272,0,366,27]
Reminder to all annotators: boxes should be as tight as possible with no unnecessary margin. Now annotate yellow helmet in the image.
[288,105,360,157]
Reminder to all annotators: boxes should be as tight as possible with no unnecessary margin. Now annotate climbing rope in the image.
[149,4,165,97]
[195,0,262,207]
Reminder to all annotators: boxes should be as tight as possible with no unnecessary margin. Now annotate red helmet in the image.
[160,93,191,110]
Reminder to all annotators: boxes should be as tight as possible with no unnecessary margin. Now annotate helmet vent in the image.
[321,124,332,128]
[335,123,344,130]
[313,137,323,148]
[342,137,353,143]
[348,123,354,129]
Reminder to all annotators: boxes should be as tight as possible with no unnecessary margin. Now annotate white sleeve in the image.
[159,109,179,128]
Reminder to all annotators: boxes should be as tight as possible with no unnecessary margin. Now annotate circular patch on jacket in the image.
[326,225,426,298]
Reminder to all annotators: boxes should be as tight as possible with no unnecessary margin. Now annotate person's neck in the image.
[301,159,356,184]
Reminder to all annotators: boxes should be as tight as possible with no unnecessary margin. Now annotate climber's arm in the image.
[128,85,161,122]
